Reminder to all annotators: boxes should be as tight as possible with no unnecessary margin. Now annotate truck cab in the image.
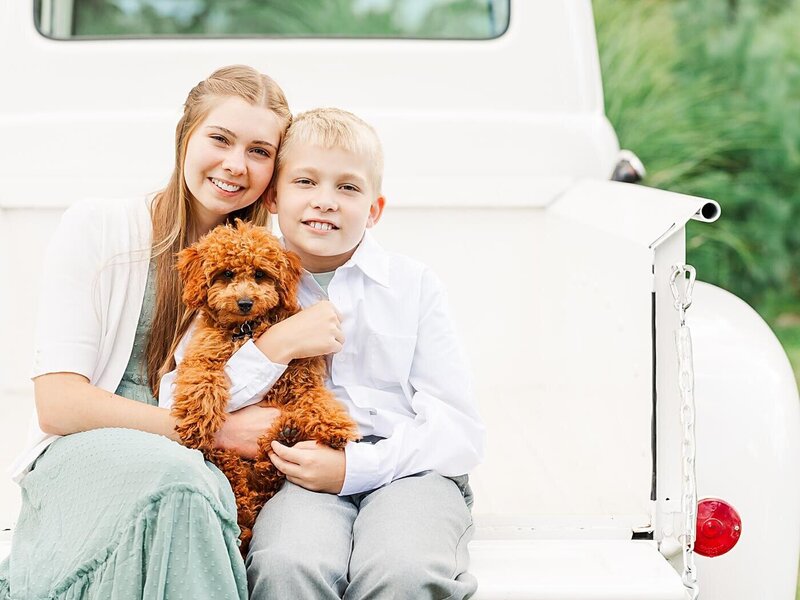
[1,1,798,598]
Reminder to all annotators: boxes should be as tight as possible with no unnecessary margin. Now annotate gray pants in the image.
[246,471,476,599]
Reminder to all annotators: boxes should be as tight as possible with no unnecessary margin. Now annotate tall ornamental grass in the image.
[594,0,800,328]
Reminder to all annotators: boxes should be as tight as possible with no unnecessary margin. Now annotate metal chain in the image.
[669,265,700,600]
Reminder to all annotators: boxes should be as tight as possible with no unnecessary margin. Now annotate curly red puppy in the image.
[170,219,358,553]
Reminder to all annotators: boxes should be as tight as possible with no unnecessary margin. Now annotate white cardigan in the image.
[10,197,153,482]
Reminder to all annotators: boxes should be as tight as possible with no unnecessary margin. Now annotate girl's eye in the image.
[211,135,228,144]
[223,270,234,279]
[252,148,271,158]
[254,270,265,279]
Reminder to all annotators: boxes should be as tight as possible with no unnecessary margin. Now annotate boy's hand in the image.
[214,404,281,459]
[269,440,346,494]
[255,301,344,364]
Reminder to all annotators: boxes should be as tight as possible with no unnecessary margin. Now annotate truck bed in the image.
[0,538,687,599]
[470,539,686,600]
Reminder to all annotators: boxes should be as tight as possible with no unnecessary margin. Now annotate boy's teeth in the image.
[211,178,242,192]
[310,221,333,231]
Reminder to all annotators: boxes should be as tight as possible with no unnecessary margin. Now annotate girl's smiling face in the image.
[183,96,283,235]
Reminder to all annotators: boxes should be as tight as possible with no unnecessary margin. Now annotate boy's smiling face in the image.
[269,142,385,273]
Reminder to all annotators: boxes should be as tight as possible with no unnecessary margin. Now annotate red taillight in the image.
[694,498,742,557]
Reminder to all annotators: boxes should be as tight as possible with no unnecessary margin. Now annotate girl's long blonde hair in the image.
[146,65,292,396]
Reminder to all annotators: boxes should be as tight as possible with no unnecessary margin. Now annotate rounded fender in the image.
[689,282,800,600]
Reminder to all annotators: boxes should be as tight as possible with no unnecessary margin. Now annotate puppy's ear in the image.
[275,249,303,317]
[177,246,208,309]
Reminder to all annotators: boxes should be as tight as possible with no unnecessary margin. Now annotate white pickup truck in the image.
[1,1,799,598]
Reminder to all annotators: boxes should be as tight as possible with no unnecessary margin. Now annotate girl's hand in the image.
[268,440,346,493]
[255,301,344,364]
[214,404,281,459]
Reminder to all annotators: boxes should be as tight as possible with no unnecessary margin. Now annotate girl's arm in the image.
[35,372,279,458]
[32,200,279,458]
[35,372,180,440]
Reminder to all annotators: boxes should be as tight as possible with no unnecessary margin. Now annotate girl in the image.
[0,65,292,600]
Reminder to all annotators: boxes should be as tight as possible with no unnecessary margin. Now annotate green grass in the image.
[774,325,800,382]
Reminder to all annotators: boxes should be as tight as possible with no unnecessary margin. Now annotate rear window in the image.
[35,0,510,40]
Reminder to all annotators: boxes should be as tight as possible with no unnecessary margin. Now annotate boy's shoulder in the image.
[359,232,439,288]
[357,237,450,314]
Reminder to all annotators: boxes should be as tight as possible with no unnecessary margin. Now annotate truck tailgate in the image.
[469,540,687,600]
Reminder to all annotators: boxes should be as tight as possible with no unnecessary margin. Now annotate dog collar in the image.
[232,320,258,341]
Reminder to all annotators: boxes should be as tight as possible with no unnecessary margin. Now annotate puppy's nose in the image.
[237,298,254,314]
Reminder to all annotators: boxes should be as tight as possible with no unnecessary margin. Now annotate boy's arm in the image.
[158,322,288,411]
[340,268,486,496]
[158,301,343,410]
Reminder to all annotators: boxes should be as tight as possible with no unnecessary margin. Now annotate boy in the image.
[168,108,485,598]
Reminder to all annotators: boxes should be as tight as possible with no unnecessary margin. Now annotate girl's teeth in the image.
[211,178,242,192]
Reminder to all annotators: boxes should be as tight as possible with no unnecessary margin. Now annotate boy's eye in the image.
[295,178,314,186]
[254,270,265,280]
[223,270,235,279]
[340,184,359,192]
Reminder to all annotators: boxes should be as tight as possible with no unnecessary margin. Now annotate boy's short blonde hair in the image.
[278,108,384,194]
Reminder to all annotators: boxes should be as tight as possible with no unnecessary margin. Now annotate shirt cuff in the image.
[225,339,288,412]
[158,369,176,409]
[340,440,384,496]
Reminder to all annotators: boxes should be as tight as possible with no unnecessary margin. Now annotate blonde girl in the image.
[0,65,290,600]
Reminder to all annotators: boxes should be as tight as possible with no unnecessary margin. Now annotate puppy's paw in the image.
[277,421,301,446]
[320,425,360,450]
[326,436,350,450]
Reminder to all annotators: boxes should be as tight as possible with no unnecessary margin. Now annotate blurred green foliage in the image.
[593,0,800,329]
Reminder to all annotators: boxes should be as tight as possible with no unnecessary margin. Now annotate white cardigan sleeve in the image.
[32,201,106,380]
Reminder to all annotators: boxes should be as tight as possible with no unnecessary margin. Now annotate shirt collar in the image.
[340,231,391,287]
[279,230,391,288]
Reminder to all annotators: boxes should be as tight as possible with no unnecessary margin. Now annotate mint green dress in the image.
[0,262,248,600]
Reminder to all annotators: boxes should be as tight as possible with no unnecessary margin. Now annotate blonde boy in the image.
[236,108,485,598]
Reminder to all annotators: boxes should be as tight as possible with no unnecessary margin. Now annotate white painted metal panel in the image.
[0,111,615,210]
[2,3,603,115]
[374,206,655,526]
[0,1,619,209]
[469,540,686,600]
[690,283,800,600]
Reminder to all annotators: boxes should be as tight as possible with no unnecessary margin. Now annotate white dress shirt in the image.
[159,231,485,495]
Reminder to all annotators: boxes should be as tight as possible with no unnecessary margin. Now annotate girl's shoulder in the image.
[65,196,150,222]
[56,196,153,256]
